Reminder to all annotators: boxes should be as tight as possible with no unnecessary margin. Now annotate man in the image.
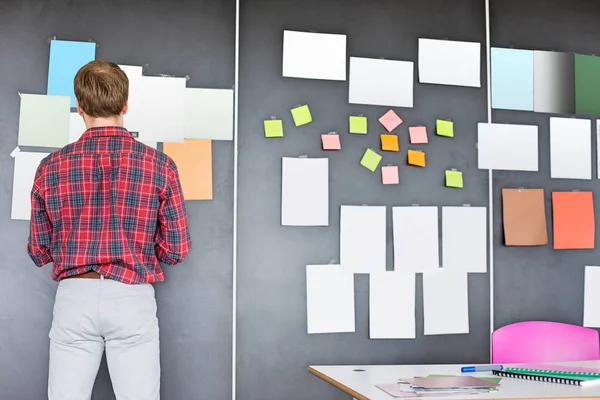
[27,60,191,400]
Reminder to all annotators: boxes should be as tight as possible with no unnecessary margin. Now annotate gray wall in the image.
[237,1,489,399]
[2,0,599,399]
[490,0,600,330]
[0,1,234,399]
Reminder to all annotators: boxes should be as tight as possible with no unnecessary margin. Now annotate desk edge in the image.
[307,366,370,400]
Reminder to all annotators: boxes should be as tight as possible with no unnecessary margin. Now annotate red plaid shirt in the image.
[27,126,191,284]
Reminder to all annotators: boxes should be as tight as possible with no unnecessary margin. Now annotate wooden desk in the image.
[309,361,600,400]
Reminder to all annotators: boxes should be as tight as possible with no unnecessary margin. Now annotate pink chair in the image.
[492,321,600,364]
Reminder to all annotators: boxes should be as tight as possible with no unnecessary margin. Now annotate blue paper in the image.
[491,48,534,111]
[47,40,96,107]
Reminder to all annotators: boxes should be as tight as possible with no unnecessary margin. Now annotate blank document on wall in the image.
[306,265,355,334]
[423,270,469,335]
[369,272,416,339]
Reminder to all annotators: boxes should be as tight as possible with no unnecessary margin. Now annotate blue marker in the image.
[461,365,504,373]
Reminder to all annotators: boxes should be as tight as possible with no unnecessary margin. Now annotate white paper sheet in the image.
[68,112,86,143]
[12,152,50,220]
[584,266,600,328]
[550,117,592,180]
[282,30,347,81]
[477,123,539,171]
[393,206,439,272]
[418,38,481,87]
[423,270,469,335]
[138,76,186,143]
[120,65,144,134]
[281,157,328,226]
[442,207,487,273]
[349,57,414,108]
[340,206,386,273]
[306,265,355,334]
[369,272,416,339]
[184,88,234,140]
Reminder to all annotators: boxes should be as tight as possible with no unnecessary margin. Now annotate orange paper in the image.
[163,139,213,200]
[407,149,426,167]
[552,191,594,249]
[381,134,399,152]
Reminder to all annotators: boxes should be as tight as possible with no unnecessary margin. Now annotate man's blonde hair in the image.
[74,60,129,118]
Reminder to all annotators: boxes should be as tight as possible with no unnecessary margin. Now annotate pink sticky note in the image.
[321,134,341,150]
[381,165,399,185]
[409,126,428,144]
[379,110,403,132]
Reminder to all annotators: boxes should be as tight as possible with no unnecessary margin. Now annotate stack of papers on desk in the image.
[377,376,498,398]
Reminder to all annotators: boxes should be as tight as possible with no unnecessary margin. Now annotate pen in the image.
[461,365,504,373]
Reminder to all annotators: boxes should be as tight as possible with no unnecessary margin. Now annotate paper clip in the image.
[17,91,21,97]
[270,116,277,120]
[47,35,57,43]
[184,75,191,82]
[462,204,471,207]
[298,155,308,158]
[412,203,419,207]
[142,63,150,73]
[328,258,337,265]
[88,39,99,49]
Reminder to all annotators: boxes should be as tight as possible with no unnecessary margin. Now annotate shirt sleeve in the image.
[155,161,191,265]
[27,162,53,267]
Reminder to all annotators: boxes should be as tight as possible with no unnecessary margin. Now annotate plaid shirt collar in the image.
[80,126,133,140]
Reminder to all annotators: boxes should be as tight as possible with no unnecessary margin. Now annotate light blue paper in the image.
[47,40,96,107]
[491,48,534,111]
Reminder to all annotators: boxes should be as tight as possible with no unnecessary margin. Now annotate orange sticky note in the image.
[163,139,213,200]
[407,149,426,167]
[552,191,594,249]
[409,126,428,144]
[321,134,341,150]
[381,134,399,152]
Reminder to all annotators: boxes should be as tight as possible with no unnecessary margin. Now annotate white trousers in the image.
[48,276,160,400]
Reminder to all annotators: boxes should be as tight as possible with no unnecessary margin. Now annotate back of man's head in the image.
[74,60,129,118]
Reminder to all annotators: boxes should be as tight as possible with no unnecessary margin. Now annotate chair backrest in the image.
[492,321,600,364]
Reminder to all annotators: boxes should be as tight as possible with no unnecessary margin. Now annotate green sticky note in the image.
[18,94,70,148]
[264,119,283,138]
[445,170,463,188]
[360,148,382,172]
[290,104,312,126]
[436,119,454,137]
[575,54,600,115]
[349,116,368,134]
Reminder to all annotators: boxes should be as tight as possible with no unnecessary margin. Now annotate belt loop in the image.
[100,274,105,281]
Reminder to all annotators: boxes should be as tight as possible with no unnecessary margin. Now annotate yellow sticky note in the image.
[349,116,368,134]
[436,119,454,137]
[445,170,463,188]
[381,134,399,152]
[264,120,283,138]
[360,148,382,172]
[163,139,213,200]
[407,149,426,167]
[291,105,312,126]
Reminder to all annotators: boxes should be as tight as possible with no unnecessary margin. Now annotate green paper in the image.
[349,116,367,134]
[18,94,70,148]
[290,104,312,126]
[427,375,502,385]
[436,119,454,137]
[360,148,382,172]
[445,170,463,188]
[575,54,600,115]
[264,120,283,138]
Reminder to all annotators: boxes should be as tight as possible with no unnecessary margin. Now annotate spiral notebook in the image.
[507,364,600,378]
[493,369,600,387]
